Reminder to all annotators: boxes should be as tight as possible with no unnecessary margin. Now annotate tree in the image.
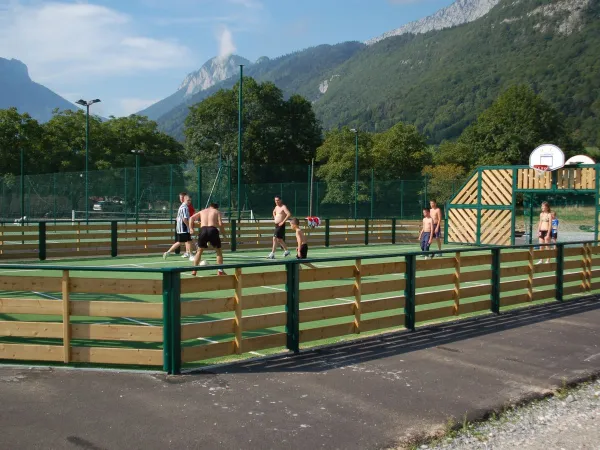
[0,107,44,175]
[184,77,323,184]
[422,164,467,205]
[457,85,582,169]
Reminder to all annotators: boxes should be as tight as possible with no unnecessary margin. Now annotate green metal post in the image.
[237,65,244,221]
[162,271,182,374]
[444,203,449,245]
[316,182,319,217]
[511,169,518,245]
[307,165,311,217]
[528,194,534,245]
[354,131,358,220]
[111,221,118,257]
[162,272,172,374]
[135,153,140,225]
[228,162,232,220]
[400,180,404,220]
[231,219,237,252]
[370,168,374,219]
[124,168,128,224]
[85,104,89,225]
[404,254,416,331]
[20,147,24,224]
[391,218,396,244]
[285,262,300,353]
[325,218,330,247]
[556,243,564,302]
[169,164,174,223]
[595,164,600,241]
[197,166,202,210]
[491,248,500,313]
[476,169,482,245]
[365,218,369,245]
[53,172,56,224]
[38,222,46,261]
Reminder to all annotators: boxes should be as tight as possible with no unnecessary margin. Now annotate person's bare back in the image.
[199,207,222,228]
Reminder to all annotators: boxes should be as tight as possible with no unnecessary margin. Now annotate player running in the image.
[183,196,196,259]
[190,203,227,276]
[429,199,443,255]
[267,195,291,259]
[418,208,435,259]
[163,194,192,260]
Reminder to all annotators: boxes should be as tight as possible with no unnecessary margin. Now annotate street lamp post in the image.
[131,149,144,224]
[237,65,244,221]
[20,147,24,224]
[350,128,359,219]
[76,98,101,224]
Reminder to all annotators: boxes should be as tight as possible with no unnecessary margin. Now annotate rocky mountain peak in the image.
[0,58,31,83]
[366,0,501,45]
[178,55,251,98]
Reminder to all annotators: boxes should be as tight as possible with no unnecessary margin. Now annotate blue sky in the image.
[0,0,454,117]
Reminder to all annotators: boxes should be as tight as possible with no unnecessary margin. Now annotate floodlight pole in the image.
[76,98,101,224]
[237,65,243,221]
[20,147,24,224]
[131,149,144,224]
[351,128,359,219]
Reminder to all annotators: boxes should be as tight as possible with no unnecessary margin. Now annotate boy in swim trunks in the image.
[290,218,316,269]
[536,201,551,264]
[429,200,443,255]
[418,208,434,259]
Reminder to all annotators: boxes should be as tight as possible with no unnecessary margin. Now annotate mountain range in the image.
[0,58,75,122]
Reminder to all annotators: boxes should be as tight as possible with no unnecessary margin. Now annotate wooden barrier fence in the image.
[1,241,598,373]
[0,219,421,260]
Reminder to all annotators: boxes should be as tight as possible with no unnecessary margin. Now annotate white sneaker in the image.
[535,259,543,265]
[267,252,275,259]
[182,253,190,258]
[283,250,290,257]
[189,256,195,262]
[163,252,170,260]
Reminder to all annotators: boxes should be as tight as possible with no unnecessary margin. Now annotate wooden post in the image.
[527,246,534,301]
[583,244,592,292]
[234,267,243,354]
[354,258,361,333]
[76,222,81,252]
[62,270,71,363]
[453,252,461,315]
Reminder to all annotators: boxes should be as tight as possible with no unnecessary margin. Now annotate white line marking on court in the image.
[195,336,263,356]
[32,291,59,300]
[262,286,285,292]
[122,317,152,326]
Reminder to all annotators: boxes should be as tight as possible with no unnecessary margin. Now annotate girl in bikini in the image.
[537,201,551,264]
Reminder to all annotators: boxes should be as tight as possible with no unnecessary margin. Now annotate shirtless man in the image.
[267,195,291,259]
[429,199,443,255]
[418,208,435,259]
[189,203,227,276]
[536,201,551,265]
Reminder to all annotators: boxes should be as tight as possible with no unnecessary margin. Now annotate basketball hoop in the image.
[533,164,550,175]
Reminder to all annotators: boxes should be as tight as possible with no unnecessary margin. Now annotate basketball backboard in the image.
[529,144,565,171]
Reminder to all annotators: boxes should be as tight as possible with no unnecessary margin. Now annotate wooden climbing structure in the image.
[445,165,600,246]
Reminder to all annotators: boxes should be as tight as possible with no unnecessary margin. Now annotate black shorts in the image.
[550,231,558,239]
[432,224,441,238]
[297,243,308,259]
[198,226,221,249]
[274,224,285,240]
[539,230,548,239]
[176,233,191,243]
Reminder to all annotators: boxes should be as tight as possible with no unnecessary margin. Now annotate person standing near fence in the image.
[163,193,192,260]
[429,200,443,256]
[418,208,434,259]
[267,195,291,259]
[184,196,196,258]
[536,201,551,265]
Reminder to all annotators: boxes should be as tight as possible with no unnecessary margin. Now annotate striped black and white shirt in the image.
[176,203,190,234]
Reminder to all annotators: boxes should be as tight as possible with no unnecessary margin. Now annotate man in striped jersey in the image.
[163,194,193,259]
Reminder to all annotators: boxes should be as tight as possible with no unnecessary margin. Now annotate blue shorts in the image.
[432,225,441,239]
[420,232,431,252]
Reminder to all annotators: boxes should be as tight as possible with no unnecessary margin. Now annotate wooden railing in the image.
[1,241,598,372]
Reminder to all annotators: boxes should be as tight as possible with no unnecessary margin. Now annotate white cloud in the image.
[227,0,263,9]
[0,2,192,83]
[216,26,236,60]
[119,98,161,115]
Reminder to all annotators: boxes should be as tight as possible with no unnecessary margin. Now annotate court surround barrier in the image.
[0,219,421,260]
[0,240,598,374]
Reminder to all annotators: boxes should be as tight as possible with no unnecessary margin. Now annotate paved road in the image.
[1,298,599,450]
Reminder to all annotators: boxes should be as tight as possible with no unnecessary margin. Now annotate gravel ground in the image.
[424,379,600,450]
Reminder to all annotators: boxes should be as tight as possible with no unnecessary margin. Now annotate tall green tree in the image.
[0,107,44,174]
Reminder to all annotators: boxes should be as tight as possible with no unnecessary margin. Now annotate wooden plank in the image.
[181,297,234,317]
[459,300,492,315]
[564,271,583,283]
[459,254,492,267]
[415,306,455,323]
[234,268,242,355]
[0,321,63,338]
[46,250,109,258]
[300,302,355,323]
[299,284,355,303]
[360,314,404,332]
[501,293,529,307]
[242,333,287,353]
[416,273,454,288]
[500,250,531,263]
[354,259,361,333]
[532,289,556,302]
[461,269,492,283]
[245,292,287,310]
[69,278,162,295]
[453,252,460,315]
[299,322,355,342]
[181,341,235,362]
[534,275,557,288]
[361,261,406,277]
[0,276,61,292]
[180,275,235,294]
[564,247,583,257]
[243,271,286,289]
[416,257,456,271]
[71,324,163,342]
[564,259,584,270]
[46,241,112,249]
[563,285,584,296]
[299,265,355,282]
[0,343,63,362]
[0,298,62,315]
[70,347,163,366]
[70,301,163,319]
[460,284,492,299]
[416,288,454,306]
[500,279,528,292]
[361,296,405,314]
[181,319,235,340]
[116,223,173,230]
[243,312,287,331]
[361,279,406,296]
[500,265,531,278]
[0,243,39,250]
[62,270,71,363]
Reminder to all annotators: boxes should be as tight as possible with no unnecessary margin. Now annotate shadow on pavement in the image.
[193,296,600,375]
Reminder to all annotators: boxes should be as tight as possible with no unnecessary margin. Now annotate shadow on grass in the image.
[192,295,600,375]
